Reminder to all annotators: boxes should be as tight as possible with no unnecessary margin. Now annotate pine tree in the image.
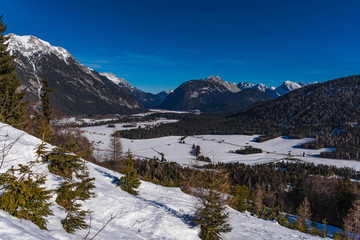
[44,147,83,179]
[0,15,27,128]
[56,173,95,234]
[45,145,95,233]
[194,187,232,240]
[117,152,140,195]
[343,199,360,240]
[39,77,52,123]
[194,167,232,240]
[0,165,53,230]
[231,184,249,212]
[277,211,289,227]
[320,218,328,238]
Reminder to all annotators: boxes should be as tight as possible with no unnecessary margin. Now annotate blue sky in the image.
[3,0,360,93]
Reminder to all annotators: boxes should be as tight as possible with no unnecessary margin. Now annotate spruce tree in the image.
[44,146,95,233]
[0,165,53,230]
[40,77,52,123]
[194,187,232,240]
[117,152,140,195]
[194,167,232,240]
[231,184,249,212]
[0,15,27,128]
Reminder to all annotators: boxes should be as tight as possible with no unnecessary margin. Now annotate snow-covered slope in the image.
[99,72,132,88]
[7,34,71,61]
[0,123,326,239]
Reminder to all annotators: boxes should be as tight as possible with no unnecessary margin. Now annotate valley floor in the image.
[82,123,360,171]
[0,122,327,239]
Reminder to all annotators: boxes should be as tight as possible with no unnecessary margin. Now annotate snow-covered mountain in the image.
[238,80,312,98]
[6,34,146,115]
[0,122,325,239]
[159,75,272,113]
[205,74,241,93]
[158,75,312,113]
[274,80,303,96]
[100,72,163,108]
[238,82,255,90]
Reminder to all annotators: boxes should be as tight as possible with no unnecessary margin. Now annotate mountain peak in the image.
[281,80,302,90]
[238,82,255,89]
[6,33,71,61]
[206,74,223,82]
[205,75,240,93]
[274,80,302,96]
[253,83,269,92]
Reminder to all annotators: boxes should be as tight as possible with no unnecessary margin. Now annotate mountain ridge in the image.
[159,75,308,113]
[6,33,146,116]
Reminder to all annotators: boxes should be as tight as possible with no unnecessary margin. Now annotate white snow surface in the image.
[82,123,360,171]
[6,34,71,61]
[99,72,132,88]
[275,81,303,95]
[0,123,328,239]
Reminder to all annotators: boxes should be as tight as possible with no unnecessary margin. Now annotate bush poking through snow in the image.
[44,145,95,233]
[44,145,84,179]
[0,165,53,230]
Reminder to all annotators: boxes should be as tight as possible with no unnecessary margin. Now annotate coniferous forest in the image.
[120,76,360,161]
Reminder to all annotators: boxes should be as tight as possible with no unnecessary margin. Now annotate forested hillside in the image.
[121,75,360,160]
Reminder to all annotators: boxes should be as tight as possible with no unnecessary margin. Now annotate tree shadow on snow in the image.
[95,168,196,228]
[136,196,197,228]
[95,168,120,185]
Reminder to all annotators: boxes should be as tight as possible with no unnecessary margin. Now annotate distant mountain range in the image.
[7,33,313,115]
[120,74,360,160]
[158,75,311,112]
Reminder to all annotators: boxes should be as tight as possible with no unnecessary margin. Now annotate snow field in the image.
[82,123,360,170]
[0,123,329,239]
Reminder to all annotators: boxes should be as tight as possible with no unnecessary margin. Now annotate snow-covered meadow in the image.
[81,123,360,171]
[0,123,329,239]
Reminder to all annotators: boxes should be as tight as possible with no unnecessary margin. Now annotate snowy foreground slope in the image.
[0,123,325,239]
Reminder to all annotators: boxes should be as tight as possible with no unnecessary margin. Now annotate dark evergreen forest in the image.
[120,75,360,160]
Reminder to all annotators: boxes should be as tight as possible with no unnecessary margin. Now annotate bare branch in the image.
[0,129,25,169]
[18,132,46,182]
[85,213,117,240]
[82,215,93,240]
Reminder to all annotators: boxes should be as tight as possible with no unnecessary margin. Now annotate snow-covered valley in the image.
[81,122,360,171]
[0,122,329,239]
